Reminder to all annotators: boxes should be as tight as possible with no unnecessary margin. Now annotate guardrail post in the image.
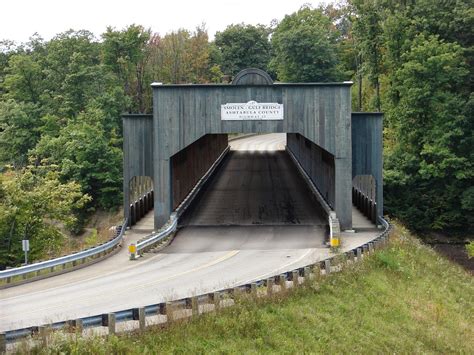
[292,270,299,287]
[165,302,174,322]
[303,266,311,280]
[108,313,116,335]
[368,242,374,254]
[138,308,146,330]
[38,325,49,344]
[250,283,257,296]
[132,307,146,331]
[313,264,322,280]
[232,287,241,299]
[363,244,369,256]
[0,332,5,354]
[158,302,167,317]
[186,297,198,317]
[347,250,355,264]
[266,277,274,295]
[278,274,287,291]
[67,319,83,333]
[324,259,331,274]
[210,292,220,310]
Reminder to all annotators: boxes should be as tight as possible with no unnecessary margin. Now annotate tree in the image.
[215,24,271,76]
[3,53,44,104]
[34,108,123,212]
[147,26,218,84]
[352,0,384,111]
[102,25,151,112]
[0,99,41,166]
[384,35,472,230]
[0,164,89,268]
[270,6,342,82]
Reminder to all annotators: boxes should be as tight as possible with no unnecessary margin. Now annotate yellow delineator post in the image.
[329,212,341,248]
[129,243,137,260]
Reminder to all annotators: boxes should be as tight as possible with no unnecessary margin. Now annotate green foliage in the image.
[0,99,41,166]
[467,241,474,259]
[352,0,384,110]
[270,6,342,82]
[84,228,98,248]
[3,53,44,104]
[0,164,90,268]
[34,108,123,211]
[0,1,472,249]
[214,24,271,76]
[146,25,224,86]
[352,0,473,232]
[102,25,150,112]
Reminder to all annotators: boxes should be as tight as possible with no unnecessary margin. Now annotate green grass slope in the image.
[26,224,473,354]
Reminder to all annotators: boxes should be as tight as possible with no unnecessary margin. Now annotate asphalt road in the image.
[181,150,327,226]
[0,134,379,332]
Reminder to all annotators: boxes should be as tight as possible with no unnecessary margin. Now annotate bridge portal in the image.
[123,69,383,231]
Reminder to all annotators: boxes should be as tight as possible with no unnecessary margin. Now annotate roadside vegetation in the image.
[1,0,472,267]
[19,223,473,354]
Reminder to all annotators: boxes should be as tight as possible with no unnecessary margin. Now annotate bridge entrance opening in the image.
[179,133,327,229]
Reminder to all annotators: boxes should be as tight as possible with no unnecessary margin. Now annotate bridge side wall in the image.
[123,114,154,224]
[351,113,383,221]
[171,134,228,209]
[287,133,335,209]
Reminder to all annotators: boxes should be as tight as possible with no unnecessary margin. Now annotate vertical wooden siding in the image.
[287,133,336,208]
[171,134,228,209]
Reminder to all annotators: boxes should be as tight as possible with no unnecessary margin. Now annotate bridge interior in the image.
[180,134,327,228]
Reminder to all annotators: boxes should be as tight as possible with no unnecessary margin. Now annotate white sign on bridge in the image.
[221,101,284,121]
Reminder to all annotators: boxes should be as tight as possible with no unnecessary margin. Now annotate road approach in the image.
[0,134,378,332]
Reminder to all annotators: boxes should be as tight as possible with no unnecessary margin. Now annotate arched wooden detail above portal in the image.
[232,68,273,85]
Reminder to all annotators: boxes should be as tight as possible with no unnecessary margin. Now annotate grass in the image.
[22,223,474,354]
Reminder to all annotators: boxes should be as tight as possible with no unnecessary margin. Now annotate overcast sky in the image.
[1,0,326,44]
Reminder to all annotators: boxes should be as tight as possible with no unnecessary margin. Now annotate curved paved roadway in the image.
[0,134,379,332]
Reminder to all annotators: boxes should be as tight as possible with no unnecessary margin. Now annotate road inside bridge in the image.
[0,134,379,333]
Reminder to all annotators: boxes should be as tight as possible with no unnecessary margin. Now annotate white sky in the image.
[1,0,326,44]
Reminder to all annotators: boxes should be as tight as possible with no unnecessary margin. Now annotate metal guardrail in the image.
[0,219,128,282]
[135,214,178,254]
[1,217,392,349]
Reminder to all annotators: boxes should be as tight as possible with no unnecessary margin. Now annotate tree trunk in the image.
[375,78,381,112]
